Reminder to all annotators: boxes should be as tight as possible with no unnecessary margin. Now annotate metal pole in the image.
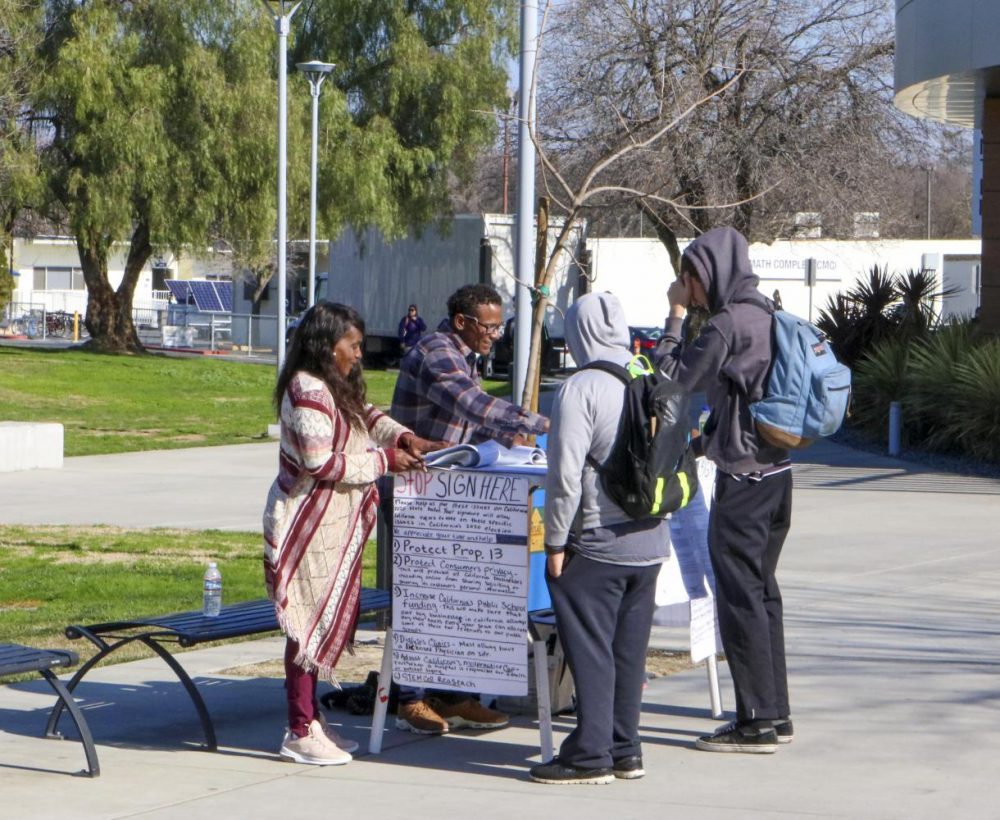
[276,14,290,368]
[805,257,817,324]
[514,0,537,405]
[888,401,902,456]
[307,88,319,308]
[259,1,301,372]
[926,167,932,240]
[297,61,334,310]
[706,655,724,719]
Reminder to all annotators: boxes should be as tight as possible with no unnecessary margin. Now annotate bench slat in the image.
[0,644,78,677]
[66,589,392,647]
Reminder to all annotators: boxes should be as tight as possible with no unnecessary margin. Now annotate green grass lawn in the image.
[0,346,500,456]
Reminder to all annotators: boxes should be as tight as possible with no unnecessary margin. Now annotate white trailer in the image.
[326,213,586,364]
[321,214,585,358]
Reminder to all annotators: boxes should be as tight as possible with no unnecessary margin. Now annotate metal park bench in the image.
[45,589,391,755]
[0,643,100,777]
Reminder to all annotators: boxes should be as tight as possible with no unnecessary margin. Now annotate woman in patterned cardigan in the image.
[263,302,440,765]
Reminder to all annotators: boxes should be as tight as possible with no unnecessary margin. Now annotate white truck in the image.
[325,213,586,371]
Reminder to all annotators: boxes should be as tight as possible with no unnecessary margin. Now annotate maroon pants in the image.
[285,638,319,737]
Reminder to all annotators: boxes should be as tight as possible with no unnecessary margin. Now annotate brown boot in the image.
[426,696,509,730]
[395,699,450,735]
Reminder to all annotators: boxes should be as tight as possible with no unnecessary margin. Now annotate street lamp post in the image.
[514,0,538,407]
[257,0,301,370]
[296,60,335,310]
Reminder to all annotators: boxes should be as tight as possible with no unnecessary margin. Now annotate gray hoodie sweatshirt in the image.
[544,292,669,565]
[656,227,789,475]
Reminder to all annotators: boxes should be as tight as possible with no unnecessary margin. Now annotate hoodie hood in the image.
[565,291,633,368]
[682,227,761,313]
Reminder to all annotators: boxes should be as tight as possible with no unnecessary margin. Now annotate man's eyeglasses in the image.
[462,314,504,336]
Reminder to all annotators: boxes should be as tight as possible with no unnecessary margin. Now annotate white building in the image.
[10,236,155,317]
[8,237,237,320]
[587,236,981,328]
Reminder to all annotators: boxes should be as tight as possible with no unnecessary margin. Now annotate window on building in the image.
[32,266,85,290]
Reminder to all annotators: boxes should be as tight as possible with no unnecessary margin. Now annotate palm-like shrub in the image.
[852,338,912,437]
[947,339,1000,463]
[893,269,960,338]
[852,319,999,464]
[905,322,979,449]
[817,265,899,369]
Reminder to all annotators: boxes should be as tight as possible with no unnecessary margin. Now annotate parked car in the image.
[489,317,566,379]
[629,325,663,354]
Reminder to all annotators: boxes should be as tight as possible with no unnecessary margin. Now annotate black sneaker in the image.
[612,755,645,780]
[773,718,794,744]
[529,757,615,785]
[694,721,778,754]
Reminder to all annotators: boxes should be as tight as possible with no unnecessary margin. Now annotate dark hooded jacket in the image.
[656,227,789,475]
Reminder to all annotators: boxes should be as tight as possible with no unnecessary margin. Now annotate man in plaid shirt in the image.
[392,284,548,446]
[389,283,549,734]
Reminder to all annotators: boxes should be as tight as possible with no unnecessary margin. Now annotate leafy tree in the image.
[0,0,45,313]
[13,0,515,352]
[291,0,517,238]
[30,0,276,351]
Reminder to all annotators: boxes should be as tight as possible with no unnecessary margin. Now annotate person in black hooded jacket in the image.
[656,226,793,754]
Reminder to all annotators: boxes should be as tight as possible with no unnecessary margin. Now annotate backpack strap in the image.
[580,360,631,385]
[732,297,779,403]
[580,360,631,473]
[734,295,775,315]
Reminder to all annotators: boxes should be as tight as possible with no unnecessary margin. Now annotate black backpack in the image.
[583,358,698,519]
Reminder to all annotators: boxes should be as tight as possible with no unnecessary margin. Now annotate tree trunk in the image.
[521,213,577,413]
[78,220,151,353]
[529,198,549,415]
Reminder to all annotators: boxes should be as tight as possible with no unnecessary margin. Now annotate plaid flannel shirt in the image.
[390,329,547,446]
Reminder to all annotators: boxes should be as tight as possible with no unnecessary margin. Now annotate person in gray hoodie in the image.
[529,291,670,786]
[657,226,793,754]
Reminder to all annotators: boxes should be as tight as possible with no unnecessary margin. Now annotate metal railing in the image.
[2,299,290,361]
[1,301,87,342]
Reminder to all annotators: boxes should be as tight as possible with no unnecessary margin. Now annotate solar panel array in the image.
[189,281,223,312]
[163,280,233,313]
[165,279,192,304]
[215,282,233,312]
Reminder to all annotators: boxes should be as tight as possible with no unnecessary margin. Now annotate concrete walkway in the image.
[1,440,999,819]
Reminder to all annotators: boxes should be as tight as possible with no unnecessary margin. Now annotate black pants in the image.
[709,470,793,722]
[547,553,660,769]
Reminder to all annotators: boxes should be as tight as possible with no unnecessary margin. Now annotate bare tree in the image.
[533,1,972,244]
[514,2,754,407]
[503,0,976,407]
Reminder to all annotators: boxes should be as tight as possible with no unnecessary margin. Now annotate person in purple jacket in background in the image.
[398,304,427,356]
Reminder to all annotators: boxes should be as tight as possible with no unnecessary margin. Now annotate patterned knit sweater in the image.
[262,371,408,679]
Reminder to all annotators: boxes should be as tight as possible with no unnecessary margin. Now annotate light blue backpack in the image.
[750,309,852,449]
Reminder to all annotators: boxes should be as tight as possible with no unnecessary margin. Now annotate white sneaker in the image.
[316,711,360,753]
[279,720,352,765]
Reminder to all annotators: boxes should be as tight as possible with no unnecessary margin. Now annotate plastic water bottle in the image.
[698,406,711,435]
[203,562,222,617]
